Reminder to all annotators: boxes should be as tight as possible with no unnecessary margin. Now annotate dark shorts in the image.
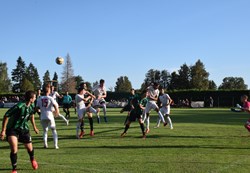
[63,103,71,109]
[6,129,32,144]
[129,111,142,122]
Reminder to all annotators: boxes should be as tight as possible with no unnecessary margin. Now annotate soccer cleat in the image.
[66,120,69,126]
[55,146,59,149]
[154,124,160,128]
[145,128,150,134]
[31,159,38,170]
[90,130,94,136]
[163,122,168,127]
[97,117,101,124]
[142,134,146,139]
[170,126,174,130]
[104,117,108,123]
[79,131,85,138]
[11,170,17,173]
[121,132,126,137]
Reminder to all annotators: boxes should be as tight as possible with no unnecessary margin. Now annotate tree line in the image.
[0,55,248,94]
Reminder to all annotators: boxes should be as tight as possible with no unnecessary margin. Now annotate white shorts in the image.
[160,106,170,115]
[145,100,159,114]
[77,108,87,119]
[41,118,56,129]
[92,98,106,107]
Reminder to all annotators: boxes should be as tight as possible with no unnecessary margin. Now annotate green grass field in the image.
[1,108,250,173]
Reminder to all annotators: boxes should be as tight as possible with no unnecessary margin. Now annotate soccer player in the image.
[62,91,72,119]
[75,86,97,138]
[120,88,137,125]
[144,82,168,133]
[92,79,108,123]
[0,90,39,173]
[238,95,250,132]
[121,92,146,138]
[36,83,60,149]
[50,86,69,125]
[155,86,173,129]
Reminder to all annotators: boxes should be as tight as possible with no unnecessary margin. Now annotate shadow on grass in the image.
[63,144,250,150]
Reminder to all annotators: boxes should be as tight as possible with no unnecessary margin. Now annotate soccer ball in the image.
[56,57,64,65]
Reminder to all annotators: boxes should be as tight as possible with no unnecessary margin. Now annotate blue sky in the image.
[1,0,250,90]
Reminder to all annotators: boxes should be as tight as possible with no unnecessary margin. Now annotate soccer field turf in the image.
[1,108,250,173]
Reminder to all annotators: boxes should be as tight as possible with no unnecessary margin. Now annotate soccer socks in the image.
[52,128,58,148]
[80,120,84,131]
[146,116,150,130]
[58,114,68,123]
[10,152,17,171]
[43,128,48,147]
[166,116,173,129]
[102,104,107,117]
[158,111,166,123]
[28,149,35,161]
[124,124,130,133]
[76,121,82,137]
[140,123,145,135]
[89,117,94,131]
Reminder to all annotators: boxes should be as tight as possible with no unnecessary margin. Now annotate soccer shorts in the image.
[145,101,159,114]
[6,129,32,143]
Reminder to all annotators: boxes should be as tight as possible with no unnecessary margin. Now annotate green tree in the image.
[61,53,76,93]
[42,70,51,89]
[11,56,26,92]
[26,63,41,90]
[0,62,11,93]
[190,59,209,90]
[178,63,191,89]
[160,70,170,89]
[21,77,34,91]
[208,80,217,90]
[115,76,132,92]
[218,77,247,90]
[168,71,179,90]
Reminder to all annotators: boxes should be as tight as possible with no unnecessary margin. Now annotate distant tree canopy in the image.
[141,59,219,91]
[115,76,132,92]
[1,57,248,94]
[60,53,76,93]
[0,62,11,93]
[218,77,247,90]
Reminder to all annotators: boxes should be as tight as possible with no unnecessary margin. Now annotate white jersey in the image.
[75,94,87,119]
[147,86,159,101]
[36,96,58,120]
[50,91,60,101]
[92,85,106,97]
[75,94,86,110]
[159,94,171,107]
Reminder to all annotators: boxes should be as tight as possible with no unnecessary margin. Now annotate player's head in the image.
[100,79,105,86]
[25,90,36,103]
[43,83,51,94]
[78,87,84,94]
[241,95,248,102]
[153,82,159,89]
[158,85,164,93]
[130,88,135,94]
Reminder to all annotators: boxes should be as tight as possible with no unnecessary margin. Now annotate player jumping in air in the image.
[92,79,108,123]
[143,82,168,133]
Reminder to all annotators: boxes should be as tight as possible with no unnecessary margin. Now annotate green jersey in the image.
[140,97,148,108]
[5,102,35,132]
